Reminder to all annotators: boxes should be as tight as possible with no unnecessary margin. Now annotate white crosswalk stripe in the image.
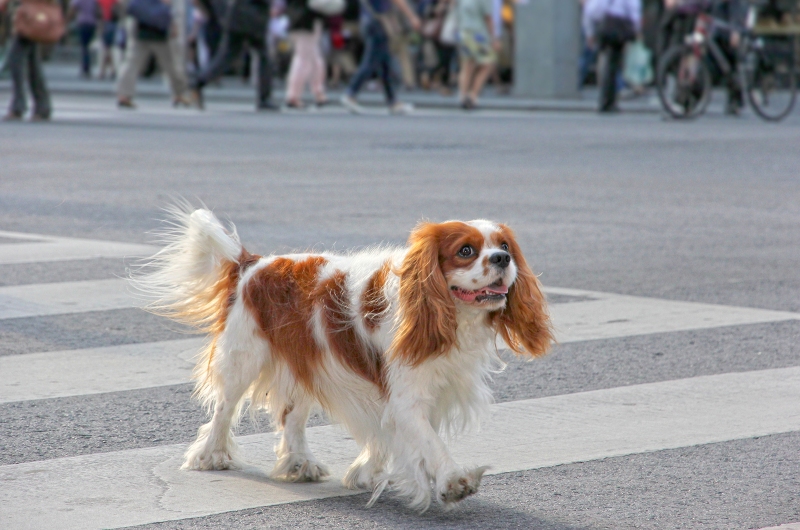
[1,231,798,529]
[1,367,798,530]
[0,230,157,265]
[1,285,797,403]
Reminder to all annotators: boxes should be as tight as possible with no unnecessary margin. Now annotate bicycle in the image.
[656,1,798,121]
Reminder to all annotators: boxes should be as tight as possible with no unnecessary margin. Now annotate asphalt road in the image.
[0,95,798,530]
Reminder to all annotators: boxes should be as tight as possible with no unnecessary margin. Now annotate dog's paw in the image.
[343,459,382,490]
[437,466,488,506]
[271,453,330,482]
[182,449,239,471]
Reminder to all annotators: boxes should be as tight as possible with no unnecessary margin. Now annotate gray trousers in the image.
[116,34,187,100]
[6,36,51,118]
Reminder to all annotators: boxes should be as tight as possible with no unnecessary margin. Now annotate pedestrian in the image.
[69,0,100,78]
[456,0,499,109]
[190,0,278,110]
[97,0,121,79]
[339,0,421,115]
[0,0,57,121]
[582,0,642,113]
[711,0,747,115]
[422,0,457,95]
[283,0,327,109]
[117,0,190,108]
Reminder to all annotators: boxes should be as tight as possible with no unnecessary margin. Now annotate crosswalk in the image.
[1,230,799,529]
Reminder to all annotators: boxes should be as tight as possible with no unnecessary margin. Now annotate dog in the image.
[133,206,553,511]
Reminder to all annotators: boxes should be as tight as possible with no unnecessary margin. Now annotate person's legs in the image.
[100,22,117,79]
[78,23,97,77]
[468,62,494,102]
[438,43,456,87]
[458,57,476,104]
[347,20,382,98]
[286,31,315,103]
[599,42,622,111]
[117,40,150,102]
[27,41,52,119]
[152,41,188,102]
[310,21,326,102]
[252,36,273,107]
[376,39,395,105]
[6,36,28,118]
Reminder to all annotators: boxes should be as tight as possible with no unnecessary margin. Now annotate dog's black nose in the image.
[489,251,511,269]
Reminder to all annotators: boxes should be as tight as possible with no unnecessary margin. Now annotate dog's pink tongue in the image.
[485,284,509,295]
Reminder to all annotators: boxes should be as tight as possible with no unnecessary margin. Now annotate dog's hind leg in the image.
[343,441,387,491]
[183,341,262,471]
[271,395,330,482]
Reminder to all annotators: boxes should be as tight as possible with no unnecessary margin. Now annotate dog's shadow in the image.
[175,465,592,530]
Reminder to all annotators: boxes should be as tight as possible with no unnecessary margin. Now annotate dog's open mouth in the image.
[450,279,509,303]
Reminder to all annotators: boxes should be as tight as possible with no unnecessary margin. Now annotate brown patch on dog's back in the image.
[243,256,327,390]
[318,271,386,394]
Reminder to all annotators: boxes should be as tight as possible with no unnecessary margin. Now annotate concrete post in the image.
[513,0,581,99]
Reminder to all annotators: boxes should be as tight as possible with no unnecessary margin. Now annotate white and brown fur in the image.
[133,206,553,512]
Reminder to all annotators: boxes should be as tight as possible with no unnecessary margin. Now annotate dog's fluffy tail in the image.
[131,203,244,335]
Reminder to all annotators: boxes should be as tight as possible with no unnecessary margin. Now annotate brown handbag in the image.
[13,0,66,44]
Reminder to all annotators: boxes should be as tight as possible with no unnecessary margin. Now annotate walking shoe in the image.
[2,112,22,121]
[30,113,51,122]
[188,88,204,110]
[282,100,305,111]
[389,101,414,115]
[340,94,363,114]
[117,98,136,109]
[173,96,192,108]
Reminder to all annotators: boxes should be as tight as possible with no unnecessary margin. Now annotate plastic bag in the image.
[623,41,653,88]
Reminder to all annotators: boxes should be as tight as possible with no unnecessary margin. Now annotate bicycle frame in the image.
[684,13,735,77]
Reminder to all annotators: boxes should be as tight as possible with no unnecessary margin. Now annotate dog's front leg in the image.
[385,375,486,511]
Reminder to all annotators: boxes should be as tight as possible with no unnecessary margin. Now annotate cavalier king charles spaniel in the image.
[135,206,553,511]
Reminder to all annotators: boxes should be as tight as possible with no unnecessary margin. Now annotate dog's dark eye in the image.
[500,243,509,252]
[458,245,474,258]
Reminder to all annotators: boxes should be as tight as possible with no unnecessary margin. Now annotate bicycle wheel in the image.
[657,44,712,119]
[745,35,797,121]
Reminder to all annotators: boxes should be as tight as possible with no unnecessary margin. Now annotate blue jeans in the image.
[77,23,97,76]
[347,19,395,105]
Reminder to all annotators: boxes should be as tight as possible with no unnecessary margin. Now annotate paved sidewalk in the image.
[0,61,663,113]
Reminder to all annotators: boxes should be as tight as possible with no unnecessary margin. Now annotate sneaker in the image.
[30,113,51,122]
[2,112,22,121]
[117,98,136,110]
[340,94,363,114]
[389,101,414,115]
[282,100,305,111]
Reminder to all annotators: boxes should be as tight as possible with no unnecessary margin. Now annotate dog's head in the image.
[390,221,553,366]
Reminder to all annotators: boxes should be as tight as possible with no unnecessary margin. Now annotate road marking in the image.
[0,285,797,402]
[0,279,136,319]
[0,339,202,404]
[0,230,158,265]
[757,525,800,530]
[1,366,798,529]
[543,286,800,342]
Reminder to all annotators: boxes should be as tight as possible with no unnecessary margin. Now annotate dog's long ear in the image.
[492,225,554,357]
[390,222,457,366]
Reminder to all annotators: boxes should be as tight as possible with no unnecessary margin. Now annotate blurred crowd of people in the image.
[0,0,517,118]
[0,0,794,119]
